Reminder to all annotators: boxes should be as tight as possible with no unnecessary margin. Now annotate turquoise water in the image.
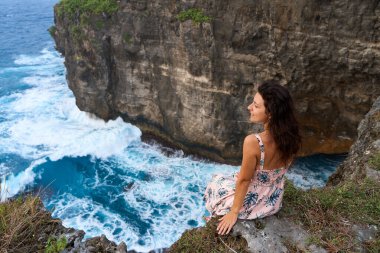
[0,0,346,251]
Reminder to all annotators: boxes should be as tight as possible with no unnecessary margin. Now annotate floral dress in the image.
[204,134,288,219]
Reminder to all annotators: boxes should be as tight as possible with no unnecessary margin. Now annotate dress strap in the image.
[254,134,265,170]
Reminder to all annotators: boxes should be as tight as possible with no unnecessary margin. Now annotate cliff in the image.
[51,0,380,164]
[328,95,380,185]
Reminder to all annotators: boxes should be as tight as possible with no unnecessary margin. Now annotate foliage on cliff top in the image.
[369,152,380,171]
[0,194,67,253]
[281,178,380,252]
[168,216,249,253]
[57,0,118,18]
[177,8,211,24]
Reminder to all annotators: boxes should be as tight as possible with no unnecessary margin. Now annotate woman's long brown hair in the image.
[258,80,301,164]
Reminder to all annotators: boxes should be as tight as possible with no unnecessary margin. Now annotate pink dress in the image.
[204,134,288,219]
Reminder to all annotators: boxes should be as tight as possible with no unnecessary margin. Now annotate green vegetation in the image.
[45,236,67,253]
[48,25,57,37]
[56,0,117,42]
[123,32,132,45]
[177,8,211,24]
[70,25,83,42]
[369,152,380,171]
[172,178,379,253]
[281,179,380,252]
[57,0,118,18]
[95,20,105,29]
[0,194,66,252]
[168,217,249,252]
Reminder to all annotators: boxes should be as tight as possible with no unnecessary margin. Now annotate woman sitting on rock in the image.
[204,80,301,235]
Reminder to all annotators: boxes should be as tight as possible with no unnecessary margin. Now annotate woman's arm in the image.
[216,135,258,235]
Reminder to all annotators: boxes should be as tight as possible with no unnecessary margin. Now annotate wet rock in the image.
[116,241,127,253]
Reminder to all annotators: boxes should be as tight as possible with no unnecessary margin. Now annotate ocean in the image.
[0,0,346,251]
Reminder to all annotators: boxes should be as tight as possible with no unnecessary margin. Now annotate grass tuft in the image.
[48,26,57,37]
[177,8,211,24]
[281,178,380,252]
[168,217,249,253]
[45,236,67,253]
[369,152,380,171]
[57,0,118,18]
[0,194,67,253]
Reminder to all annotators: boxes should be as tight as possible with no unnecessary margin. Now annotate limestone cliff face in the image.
[52,0,380,164]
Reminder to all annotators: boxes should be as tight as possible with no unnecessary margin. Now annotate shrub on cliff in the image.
[57,0,118,18]
[0,194,67,253]
[177,8,211,24]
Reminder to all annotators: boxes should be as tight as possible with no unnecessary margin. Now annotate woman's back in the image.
[255,133,287,171]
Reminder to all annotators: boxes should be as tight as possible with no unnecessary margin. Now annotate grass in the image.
[177,8,211,24]
[369,153,380,171]
[123,32,132,45]
[48,25,56,38]
[70,25,82,42]
[57,0,118,18]
[45,236,67,253]
[281,178,380,252]
[0,194,67,253]
[168,217,249,253]
[171,178,379,252]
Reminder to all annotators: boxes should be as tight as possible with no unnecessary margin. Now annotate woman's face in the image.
[247,92,269,123]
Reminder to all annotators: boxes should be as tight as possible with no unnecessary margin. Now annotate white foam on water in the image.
[14,48,62,66]
[0,47,142,197]
[50,192,141,246]
[0,163,10,176]
[104,143,236,251]
[0,159,43,201]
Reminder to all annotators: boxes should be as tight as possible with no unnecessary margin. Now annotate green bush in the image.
[123,33,132,45]
[369,153,380,171]
[70,25,82,42]
[57,0,118,18]
[177,8,211,24]
[45,236,67,253]
[48,26,57,37]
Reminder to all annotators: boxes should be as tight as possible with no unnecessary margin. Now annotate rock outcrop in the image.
[328,96,380,185]
[52,0,380,164]
[231,216,327,253]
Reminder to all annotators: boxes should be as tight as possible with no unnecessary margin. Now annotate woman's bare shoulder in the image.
[243,134,260,154]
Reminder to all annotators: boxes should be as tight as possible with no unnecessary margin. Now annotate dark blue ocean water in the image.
[0,0,346,251]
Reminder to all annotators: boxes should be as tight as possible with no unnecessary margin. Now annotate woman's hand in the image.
[216,211,238,235]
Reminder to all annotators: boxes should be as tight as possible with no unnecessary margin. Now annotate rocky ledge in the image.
[51,0,380,164]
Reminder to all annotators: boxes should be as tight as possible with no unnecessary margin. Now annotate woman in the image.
[204,80,301,235]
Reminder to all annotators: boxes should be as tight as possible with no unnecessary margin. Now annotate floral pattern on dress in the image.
[204,134,288,220]
[257,171,270,184]
[265,187,282,207]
